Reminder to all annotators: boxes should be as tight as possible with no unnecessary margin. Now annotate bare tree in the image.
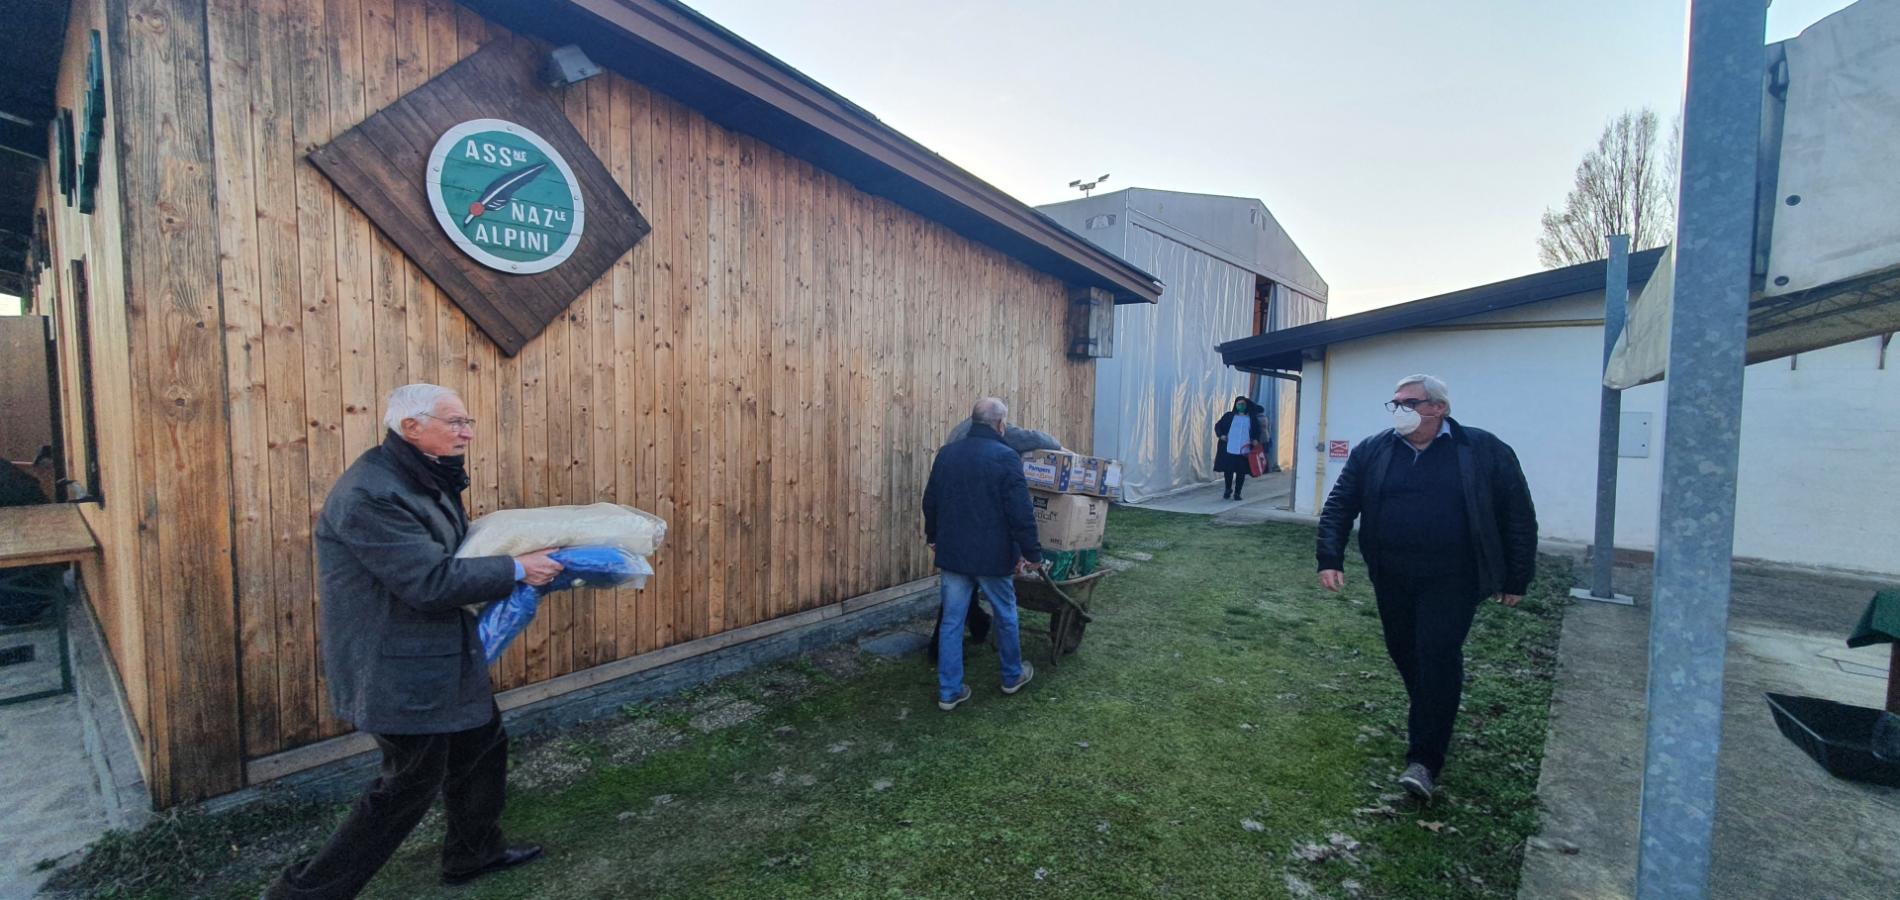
[1537,109,1676,268]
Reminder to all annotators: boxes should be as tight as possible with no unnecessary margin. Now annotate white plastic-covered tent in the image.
[1038,188,1327,502]
[1606,0,1900,389]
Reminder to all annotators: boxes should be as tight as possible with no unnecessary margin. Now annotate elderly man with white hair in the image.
[922,397,1044,711]
[1315,374,1538,802]
[266,384,560,899]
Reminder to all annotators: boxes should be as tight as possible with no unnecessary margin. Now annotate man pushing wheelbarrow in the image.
[922,398,1042,712]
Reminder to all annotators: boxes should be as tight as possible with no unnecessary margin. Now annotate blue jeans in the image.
[936,571,1024,703]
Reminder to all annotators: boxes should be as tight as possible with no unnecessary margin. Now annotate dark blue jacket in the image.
[923,424,1043,576]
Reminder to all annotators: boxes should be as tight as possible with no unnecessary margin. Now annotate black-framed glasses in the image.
[1383,399,1434,413]
[419,413,478,431]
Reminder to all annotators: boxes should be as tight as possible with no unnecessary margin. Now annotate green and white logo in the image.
[426,118,585,274]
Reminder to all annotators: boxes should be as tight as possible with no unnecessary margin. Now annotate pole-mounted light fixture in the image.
[1067,174,1110,197]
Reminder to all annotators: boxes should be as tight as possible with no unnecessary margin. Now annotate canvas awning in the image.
[1605,0,1900,389]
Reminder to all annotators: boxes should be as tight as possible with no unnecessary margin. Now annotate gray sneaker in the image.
[1399,763,1435,801]
[1002,661,1035,695]
[938,685,972,711]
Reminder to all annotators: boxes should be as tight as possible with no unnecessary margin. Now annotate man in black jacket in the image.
[922,398,1042,711]
[1316,374,1537,801]
[267,384,560,899]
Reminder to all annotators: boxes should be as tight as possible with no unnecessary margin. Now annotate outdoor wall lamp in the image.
[543,45,602,88]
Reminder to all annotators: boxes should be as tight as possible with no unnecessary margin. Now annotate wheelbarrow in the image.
[1013,567,1107,666]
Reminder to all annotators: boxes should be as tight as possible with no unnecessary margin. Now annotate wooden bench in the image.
[0,503,100,569]
[0,503,99,704]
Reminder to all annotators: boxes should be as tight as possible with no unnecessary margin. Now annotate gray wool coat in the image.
[316,439,517,735]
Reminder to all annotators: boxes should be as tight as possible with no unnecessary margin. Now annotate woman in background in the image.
[1214,396,1266,501]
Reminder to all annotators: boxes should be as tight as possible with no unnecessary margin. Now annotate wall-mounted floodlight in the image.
[543,45,603,88]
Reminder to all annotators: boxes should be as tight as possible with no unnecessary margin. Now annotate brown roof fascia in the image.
[546,0,1162,303]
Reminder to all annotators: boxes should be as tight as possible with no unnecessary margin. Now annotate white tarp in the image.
[1096,223,1255,503]
[1606,0,1900,389]
[1765,0,1900,295]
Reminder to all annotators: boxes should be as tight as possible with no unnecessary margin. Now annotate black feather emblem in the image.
[462,162,550,226]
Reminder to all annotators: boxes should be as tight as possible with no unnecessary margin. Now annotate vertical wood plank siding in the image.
[42,0,1095,799]
[106,0,245,802]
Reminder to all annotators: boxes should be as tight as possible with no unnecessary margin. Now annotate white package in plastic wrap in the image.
[455,502,668,559]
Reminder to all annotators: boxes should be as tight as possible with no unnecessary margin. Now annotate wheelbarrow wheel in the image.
[1059,613,1087,655]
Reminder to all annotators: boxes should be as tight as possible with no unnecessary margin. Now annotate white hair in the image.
[1395,374,1450,404]
[972,397,1009,429]
[383,383,457,432]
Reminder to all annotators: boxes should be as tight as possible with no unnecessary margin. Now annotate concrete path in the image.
[1519,560,1900,900]
[0,598,149,896]
[1129,471,1294,522]
[0,692,113,895]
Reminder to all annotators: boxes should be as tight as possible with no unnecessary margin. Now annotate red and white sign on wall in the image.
[1327,440,1351,461]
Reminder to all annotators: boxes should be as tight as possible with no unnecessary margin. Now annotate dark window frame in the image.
[65,258,103,505]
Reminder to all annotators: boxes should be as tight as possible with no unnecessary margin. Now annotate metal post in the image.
[1635,0,1765,897]
[1572,236,1634,605]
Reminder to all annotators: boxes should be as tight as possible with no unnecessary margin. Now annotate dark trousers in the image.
[1223,471,1249,496]
[1372,570,1481,776]
[267,708,510,899]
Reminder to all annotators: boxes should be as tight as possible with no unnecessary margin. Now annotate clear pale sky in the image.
[682,0,1855,315]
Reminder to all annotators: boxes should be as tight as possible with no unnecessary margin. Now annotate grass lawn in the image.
[50,508,1568,899]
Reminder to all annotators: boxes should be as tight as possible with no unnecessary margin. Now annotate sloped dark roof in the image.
[1217,248,1665,372]
[461,0,1163,303]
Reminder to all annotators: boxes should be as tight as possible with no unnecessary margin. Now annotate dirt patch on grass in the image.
[510,738,597,792]
[807,645,867,680]
[689,699,767,734]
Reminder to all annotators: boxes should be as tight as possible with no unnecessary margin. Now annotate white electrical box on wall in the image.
[1619,412,1652,458]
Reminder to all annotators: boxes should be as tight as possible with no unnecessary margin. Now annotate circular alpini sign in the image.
[426,118,585,274]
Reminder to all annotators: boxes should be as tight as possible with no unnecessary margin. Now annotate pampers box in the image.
[1030,489,1109,551]
[1022,450,1122,498]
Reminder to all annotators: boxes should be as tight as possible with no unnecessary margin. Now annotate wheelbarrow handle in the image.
[1025,567,1081,606]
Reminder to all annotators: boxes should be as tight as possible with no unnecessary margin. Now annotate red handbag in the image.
[1246,441,1268,478]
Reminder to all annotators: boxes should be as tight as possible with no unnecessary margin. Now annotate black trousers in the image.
[1222,471,1249,495]
[267,708,510,899]
[1372,569,1481,776]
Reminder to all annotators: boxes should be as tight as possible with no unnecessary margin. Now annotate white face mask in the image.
[1391,405,1423,436]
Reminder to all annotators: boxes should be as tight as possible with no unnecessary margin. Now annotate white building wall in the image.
[1294,297,1899,575]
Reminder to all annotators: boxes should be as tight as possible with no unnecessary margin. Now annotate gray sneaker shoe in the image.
[1399,763,1435,801]
[938,685,972,711]
[1002,660,1035,695]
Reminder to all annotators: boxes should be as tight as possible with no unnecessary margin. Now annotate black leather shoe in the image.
[442,845,544,886]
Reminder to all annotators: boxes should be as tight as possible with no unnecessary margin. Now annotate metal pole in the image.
[1635,0,1765,897]
[1572,236,1634,605]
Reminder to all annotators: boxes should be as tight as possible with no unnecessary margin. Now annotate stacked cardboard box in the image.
[1030,490,1108,551]
[1022,449,1122,498]
[1020,449,1117,573]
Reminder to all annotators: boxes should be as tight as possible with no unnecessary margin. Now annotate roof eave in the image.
[1218,248,1667,369]
[459,0,1162,304]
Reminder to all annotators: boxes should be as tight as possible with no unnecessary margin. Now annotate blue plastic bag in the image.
[477,546,653,663]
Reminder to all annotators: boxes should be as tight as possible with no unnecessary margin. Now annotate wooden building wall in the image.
[34,0,155,784]
[35,0,1096,804]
